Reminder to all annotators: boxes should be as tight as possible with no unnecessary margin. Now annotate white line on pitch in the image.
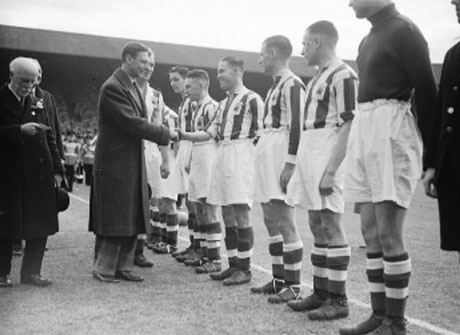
[69,193,90,205]
[70,194,459,335]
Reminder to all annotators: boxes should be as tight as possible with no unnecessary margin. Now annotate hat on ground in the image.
[55,187,70,212]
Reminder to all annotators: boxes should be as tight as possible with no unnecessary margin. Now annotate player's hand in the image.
[160,161,170,179]
[169,129,179,142]
[279,162,295,194]
[319,170,335,197]
[20,122,50,136]
[176,129,186,142]
[422,168,437,198]
[185,160,191,174]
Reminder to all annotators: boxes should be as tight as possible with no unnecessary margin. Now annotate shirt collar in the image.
[228,84,248,96]
[368,3,399,27]
[274,68,291,82]
[198,94,212,106]
[7,83,22,102]
[321,57,342,71]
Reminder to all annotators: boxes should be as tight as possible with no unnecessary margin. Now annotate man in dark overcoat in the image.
[89,42,172,283]
[0,57,63,287]
[423,0,460,260]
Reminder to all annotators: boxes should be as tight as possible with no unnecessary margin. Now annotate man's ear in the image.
[314,36,321,49]
[125,54,133,64]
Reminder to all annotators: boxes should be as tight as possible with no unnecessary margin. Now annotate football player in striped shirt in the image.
[180,56,264,285]
[151,105,182,255]
[134,52,168,268]
[252,35,306,303]
[135,57,182,259]
[167,67,203,262]
[286,21,357,321]
[180,70,222,274]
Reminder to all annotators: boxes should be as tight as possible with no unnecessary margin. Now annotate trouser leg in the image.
[0,238,13,275]
[21,237,48,278]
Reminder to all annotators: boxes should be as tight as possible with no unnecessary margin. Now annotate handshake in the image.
[169,129,185,142]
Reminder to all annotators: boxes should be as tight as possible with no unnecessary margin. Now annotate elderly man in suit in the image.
[89,42,174,283]
[0,57,63,287]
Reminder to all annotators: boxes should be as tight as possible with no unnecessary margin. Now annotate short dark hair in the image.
[307,20,339,45]
[263,35,293,59]
[186,69,210,83]
[221,56,244,72]
[121,42,151,62]
[169,66,190,78]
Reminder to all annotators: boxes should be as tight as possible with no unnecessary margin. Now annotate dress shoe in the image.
[21,274,52,287]
[92,271,120,283]
[134,254,154,268]
[0,275,12,287]
[115,271,144,282]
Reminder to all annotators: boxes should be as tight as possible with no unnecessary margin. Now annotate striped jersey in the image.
[304,58,358,130]
[145,86,164,126]
[207,86,264,141]
[178,97,197,133]
[263,69,306,163]
[192,95,219,144]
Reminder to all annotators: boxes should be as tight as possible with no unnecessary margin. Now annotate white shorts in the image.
[158,148,181,201]
[208,139,255,206]
[286,128,345,213]
[189,142,218,202]
[145,142,162,198]
[344,99,423,209]
[175,140,193,194]
[253,129,290,203]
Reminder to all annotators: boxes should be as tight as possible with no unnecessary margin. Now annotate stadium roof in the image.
[0,24,316,77]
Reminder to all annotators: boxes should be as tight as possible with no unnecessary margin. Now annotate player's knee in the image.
[378,230,404,254]
[234,205,250,228]
[162,199,176,214]
[277,219,299,242]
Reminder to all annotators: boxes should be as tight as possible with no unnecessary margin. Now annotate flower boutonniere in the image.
[30,98,44,116]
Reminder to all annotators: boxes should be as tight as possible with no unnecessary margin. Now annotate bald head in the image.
[9,57,41,98]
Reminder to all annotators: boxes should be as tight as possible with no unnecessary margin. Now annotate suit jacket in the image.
[35,86,65,160]
[425,42,460,182]
[89,68,170,236]
[0,84,62,239]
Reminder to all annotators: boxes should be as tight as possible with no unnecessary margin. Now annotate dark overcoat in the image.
[425,42,460,251]
[35,86,65,160]
[0,84,63,239]
[89,69,169,237]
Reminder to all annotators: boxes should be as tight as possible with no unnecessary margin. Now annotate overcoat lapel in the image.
[113,69,146,118]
